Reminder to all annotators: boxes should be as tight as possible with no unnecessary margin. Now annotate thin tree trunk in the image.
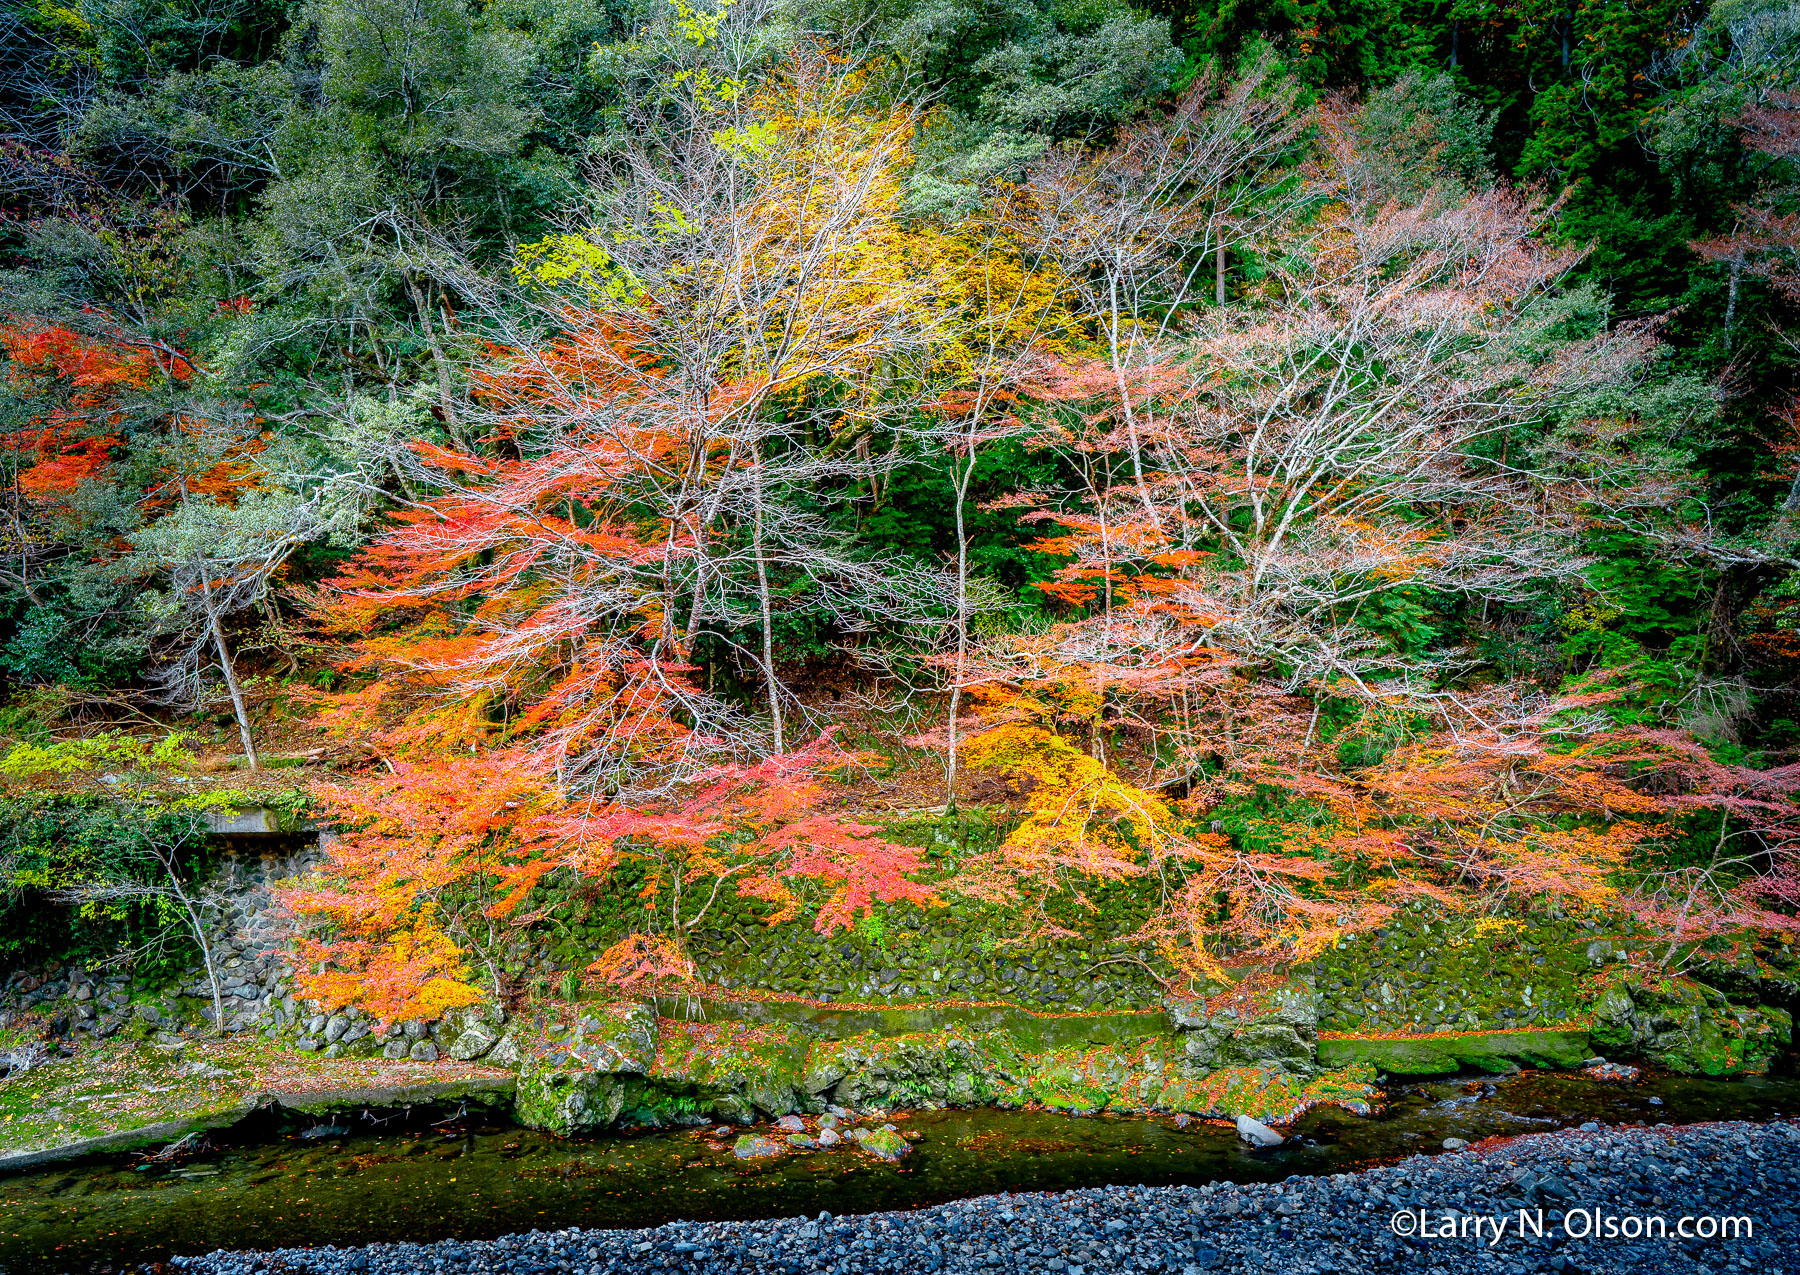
[1725,255,1742,352]
[1216,242,1226,307]
[406,274,464,448]
[206,595,260,771]
[1106,261,1162,528]
[752,441,784,754]
[945,435,978,801]
[158,843,224,1034]
[190,907,225,1034]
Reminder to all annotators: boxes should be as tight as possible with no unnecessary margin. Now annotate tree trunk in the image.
[157,843,225,1035]
[1725,255,1742,352]
[752,441,784,754]
[193,910,226,1035]
[207,599,260,771]
[945,436,978,802]
[1216,241,1226,307]
[406,274,465,448]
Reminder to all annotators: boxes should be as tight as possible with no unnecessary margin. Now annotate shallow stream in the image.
[5,1068,1800,1274]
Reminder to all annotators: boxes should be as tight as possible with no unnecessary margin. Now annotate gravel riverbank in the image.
[171,1118,1799,1275]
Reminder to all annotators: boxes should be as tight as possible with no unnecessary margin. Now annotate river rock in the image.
[732,1134,785,1160]
[513,1003,659,1136]
[1235,1115,1283,1147]
[1167,979,1319,1075]
[805,1029,1020,1109]
[322,1014,349,1044]
[1685,945,1800,1007]
[711,1094,755,1124]
[408,1039,439,1062]
[777,1114,805,1132]
[858,1127,911,1160]
[1588,972,1792,1075]
[443,1004,506,1061]
[818,1127,841,1147]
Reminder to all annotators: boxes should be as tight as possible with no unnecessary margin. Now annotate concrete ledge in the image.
[0,1076,516,1172]
[0,1103,260,1171]
[647,995,1175,1048]
[266,1075,516,1114]
[1319,1027,1592,1075]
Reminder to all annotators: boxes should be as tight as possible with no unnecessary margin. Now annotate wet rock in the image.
[648,1020,813,1123]
[1582,1060,1639,1081]
[1686,945,1800,1007]
[732,1134,785,1160]
[1589,972,1792,1076]
[1234,1115,1283,1147]
[1167,979,1318,1075]
[443,1005,506,1061]
[805,1029,1020,1109]
[512,1004,658,1136]
[858,1127,910,1160]
[710,1093,755,1125]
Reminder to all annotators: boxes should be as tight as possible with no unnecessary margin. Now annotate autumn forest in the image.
[5,0,1800,1156]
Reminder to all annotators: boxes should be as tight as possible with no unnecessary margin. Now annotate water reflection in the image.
[4,1068,1797,1273]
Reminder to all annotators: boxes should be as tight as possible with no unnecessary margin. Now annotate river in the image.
[4,1067,1798,1273]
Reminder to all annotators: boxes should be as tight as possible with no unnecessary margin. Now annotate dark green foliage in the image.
[0,597,148,690]
[0,798,218,976]
[852,438,1068,597]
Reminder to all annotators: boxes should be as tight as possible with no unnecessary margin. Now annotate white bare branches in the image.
[329,54,960,799]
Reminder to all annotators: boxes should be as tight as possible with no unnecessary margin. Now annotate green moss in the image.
[1589,972,1793,1076]
[858,1127,910,1159]
[1318,1029,1592,1075]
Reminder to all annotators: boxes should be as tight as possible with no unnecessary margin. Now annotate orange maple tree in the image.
[286,61,953,1022]
[0,320,172,498]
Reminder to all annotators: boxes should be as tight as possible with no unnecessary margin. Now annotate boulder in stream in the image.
[1167,978,1319,1075]
[732,1133,785,1159]
[857,1126,911,1160]
[1589,972,1792,1076]
[512,1004,658,1136]
[1235,1114,1284,1147]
